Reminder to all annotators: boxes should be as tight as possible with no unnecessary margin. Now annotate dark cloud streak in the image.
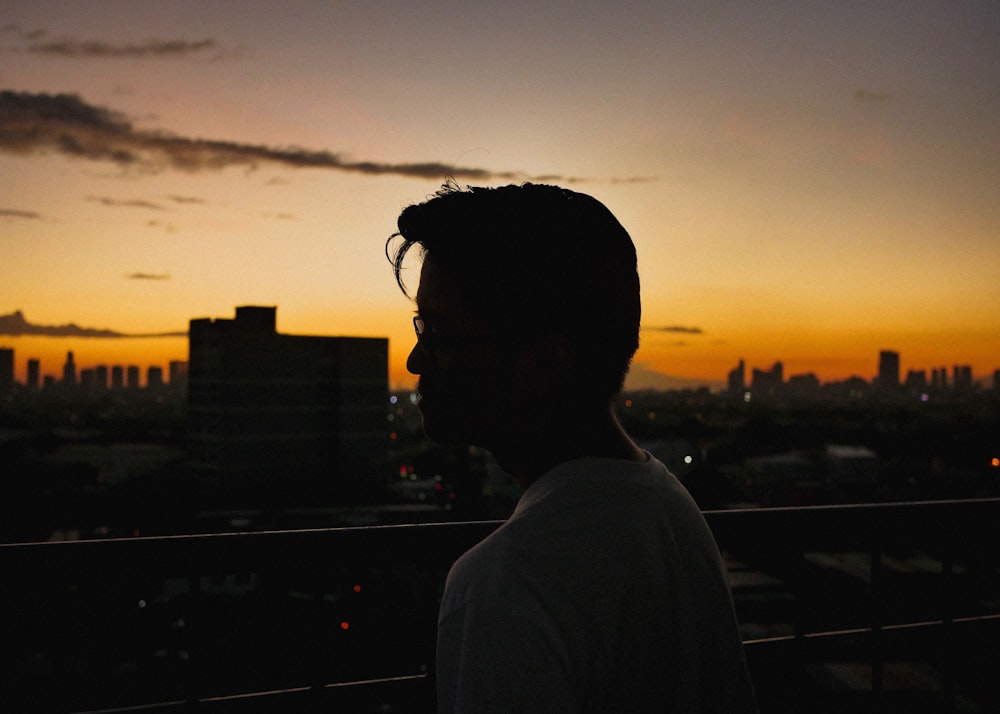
[126,273,171,281]
[0,91,648,183]
[27,38,218,59]
[644,325,704,335]
[0,208,42,219]
[88,196,165,210]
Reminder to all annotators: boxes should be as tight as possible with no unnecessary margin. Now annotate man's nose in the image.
[406,341,425,375]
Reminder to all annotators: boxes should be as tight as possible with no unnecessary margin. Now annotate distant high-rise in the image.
[126,365,140,389]
[953,365,973,391]
[187,306,388,504]
[62,351,77,385]
[95,365,108,390]
[27,358,40,390]
[751,361,783,398]
[727,359,745,396]
[0,348,13,392]
[147,366,164,389]
[878,350,900,389]
[904,369,927,391]
[111,365,124,390]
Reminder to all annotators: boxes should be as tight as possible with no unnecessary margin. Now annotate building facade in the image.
[186,306,389,505]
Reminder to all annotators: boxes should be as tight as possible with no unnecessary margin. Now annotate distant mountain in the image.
[625,363,724,393]
[0,310,186,338]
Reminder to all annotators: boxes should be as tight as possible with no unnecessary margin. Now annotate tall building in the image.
[62,351,77,385]
[126,366,140,389]
[751,361,783,398]
[727,359,745,397]
[187,306,389,505]
[953,365,973,391]
[147,366,164,389]
[27,358,40,390]
[878,350,900,389]
[0,347,13,392]
[111,365,124,390]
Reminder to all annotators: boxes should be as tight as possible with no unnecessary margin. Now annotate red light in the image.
[340,621,350,630]
[991,457,1000,468]
[353,584,362,593]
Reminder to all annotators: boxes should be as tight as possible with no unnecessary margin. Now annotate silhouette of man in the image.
[388,183,756,713]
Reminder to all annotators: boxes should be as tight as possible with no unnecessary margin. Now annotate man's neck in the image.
[488,404,645,491]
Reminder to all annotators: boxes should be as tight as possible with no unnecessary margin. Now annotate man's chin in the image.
[418,403,480,446]
[419,413,467,446]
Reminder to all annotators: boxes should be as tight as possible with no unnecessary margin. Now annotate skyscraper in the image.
[727,359,745,397]
[62,351,77,386]
[27,358,40,390]
[878,350,900,389]
[0,348,13,392]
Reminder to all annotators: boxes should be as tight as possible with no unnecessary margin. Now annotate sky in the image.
[1,0,998,390]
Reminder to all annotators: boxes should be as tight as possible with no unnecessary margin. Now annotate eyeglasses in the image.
[413,316,430,340]
[412,315,498,347]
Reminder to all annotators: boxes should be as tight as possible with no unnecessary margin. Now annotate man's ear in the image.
[515,335,575,395]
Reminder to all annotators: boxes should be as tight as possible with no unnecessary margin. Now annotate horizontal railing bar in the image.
[743,613,1000,646]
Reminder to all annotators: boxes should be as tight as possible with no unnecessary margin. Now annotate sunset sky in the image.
[2,1,998,390]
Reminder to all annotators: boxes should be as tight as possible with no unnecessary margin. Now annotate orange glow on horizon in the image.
[5,329,997,392]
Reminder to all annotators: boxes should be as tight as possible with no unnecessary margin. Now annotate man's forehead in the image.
[415,257,460,309]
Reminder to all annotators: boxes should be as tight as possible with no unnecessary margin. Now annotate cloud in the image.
[0,91,643,183]
[0,208,42,219]
[166,195,206,204]
[2,26,228,60]
[88,195,165,210]
[644,325,704,335]
[27,38,220,59]
[854,89,892,103]
[126,273,171,281]
[0,310,186,337]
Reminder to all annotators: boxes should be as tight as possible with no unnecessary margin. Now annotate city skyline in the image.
[2,333,995,393]
[2,2,998,389]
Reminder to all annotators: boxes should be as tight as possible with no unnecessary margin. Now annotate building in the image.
[751,361,783,398]
[0,347,13,392]
[147,366,164,389]
[186,306,389,505]
[878,350,900,389]
[27,358,40,390]
[727,359,745,397]
[62,351,77,386]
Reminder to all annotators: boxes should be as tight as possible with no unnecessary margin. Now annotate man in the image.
[388,183,757,713]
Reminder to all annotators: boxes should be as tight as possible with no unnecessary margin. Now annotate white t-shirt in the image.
[436,454,757,713]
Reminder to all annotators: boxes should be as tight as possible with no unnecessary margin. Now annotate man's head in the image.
[388,182,640,446]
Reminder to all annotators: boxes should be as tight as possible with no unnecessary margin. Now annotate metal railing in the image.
[2,499,998,713]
